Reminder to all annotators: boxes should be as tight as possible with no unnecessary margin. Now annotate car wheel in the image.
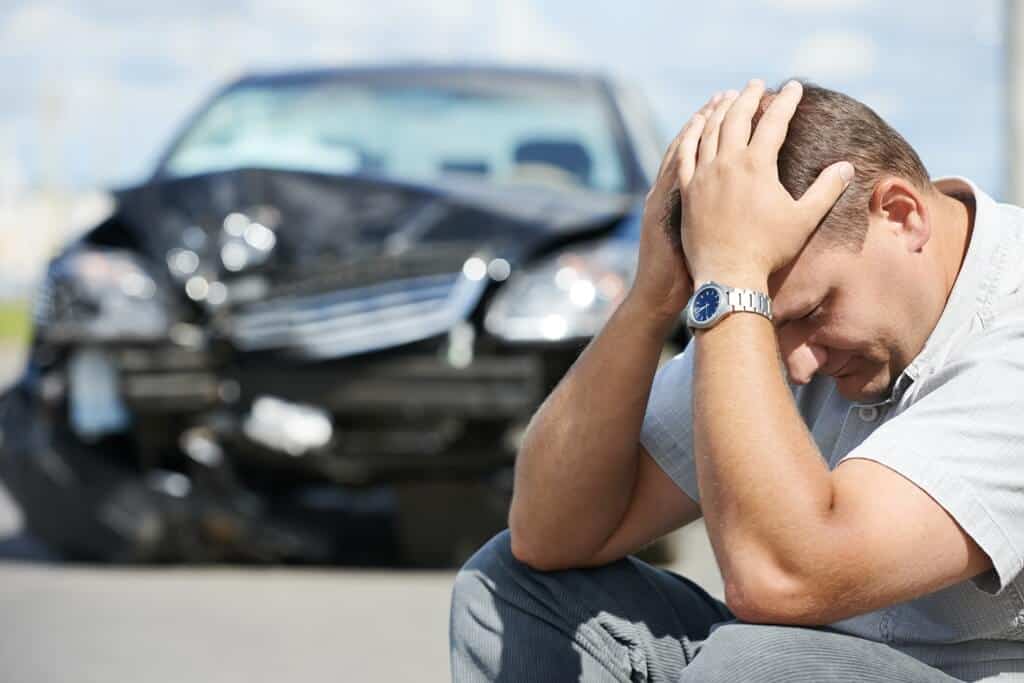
[393,480,510,568]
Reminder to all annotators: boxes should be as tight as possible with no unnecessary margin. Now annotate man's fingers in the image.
[671,94,719,157]
[797,161,855,224]
[718,79,765,153]
[703,92,724,116]
[669,94,722,162]
[654,93,723,184]
[677,113,708,188]
[751,80,803,157]
[647,94,720,240]
[697,90,739,167]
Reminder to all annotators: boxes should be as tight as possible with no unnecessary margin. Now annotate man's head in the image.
[745,82,972,400]
[755,82,931,251]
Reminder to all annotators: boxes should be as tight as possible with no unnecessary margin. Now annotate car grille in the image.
[228,271,487,359]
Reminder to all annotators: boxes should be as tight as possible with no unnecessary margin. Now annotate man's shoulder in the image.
[921,311,1024,396]
[966,308,1024,353]
[995,196,1024,222]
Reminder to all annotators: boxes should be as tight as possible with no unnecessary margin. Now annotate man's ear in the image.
[869,176,930,252]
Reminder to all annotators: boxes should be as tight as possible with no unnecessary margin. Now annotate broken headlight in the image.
[34,248,172,344]
[484,239,636,342]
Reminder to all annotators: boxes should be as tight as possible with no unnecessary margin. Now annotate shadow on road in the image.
[0,480,482,569]
[0,532,60,562]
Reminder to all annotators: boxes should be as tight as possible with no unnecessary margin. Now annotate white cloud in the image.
[4,3,88,44]
[493,0,588,65]
[254,0,587,67]
[791,30,876,80]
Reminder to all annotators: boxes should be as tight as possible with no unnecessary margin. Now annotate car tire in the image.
[0,385,162,563]
[393,479,511,568]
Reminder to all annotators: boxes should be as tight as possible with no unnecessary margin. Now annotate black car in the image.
[0,65,685,565]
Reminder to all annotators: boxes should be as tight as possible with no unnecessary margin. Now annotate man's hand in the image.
[628,93,723,323]
[678,79,854,290]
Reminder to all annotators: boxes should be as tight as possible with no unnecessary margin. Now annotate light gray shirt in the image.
[640,177,1024,681]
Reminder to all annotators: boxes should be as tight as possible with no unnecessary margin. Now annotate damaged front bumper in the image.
[0,336,564,563]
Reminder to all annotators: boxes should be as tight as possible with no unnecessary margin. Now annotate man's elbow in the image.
[508,520,610,571]
[507,504,562,570]
[508,528,569,572]
[506,507,555,570]
[723,563,834,626]
[508,528,544,569]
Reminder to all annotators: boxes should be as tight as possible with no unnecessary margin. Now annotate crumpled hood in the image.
[111,167,633,284]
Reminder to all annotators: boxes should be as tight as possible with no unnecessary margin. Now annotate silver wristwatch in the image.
[684,281,773,330]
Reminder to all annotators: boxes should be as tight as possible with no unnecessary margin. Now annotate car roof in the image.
[230,63,615,90]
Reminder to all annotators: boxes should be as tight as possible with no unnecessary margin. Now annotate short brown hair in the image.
[754,81,931,250]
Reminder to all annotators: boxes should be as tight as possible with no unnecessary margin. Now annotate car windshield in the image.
[162,77,632,194]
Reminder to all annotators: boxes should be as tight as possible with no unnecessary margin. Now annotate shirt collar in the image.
[902,176,1002,384]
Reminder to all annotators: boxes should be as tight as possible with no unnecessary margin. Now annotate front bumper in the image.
[118,347,546,419]
[48,339,572,486]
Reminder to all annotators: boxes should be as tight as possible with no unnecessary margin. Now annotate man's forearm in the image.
[508,293,677,565]
[692,312,834,598]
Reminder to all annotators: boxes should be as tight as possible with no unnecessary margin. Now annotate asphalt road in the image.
[0,343,723,682]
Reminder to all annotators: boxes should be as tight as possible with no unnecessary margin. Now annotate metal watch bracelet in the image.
[725,287,773,319]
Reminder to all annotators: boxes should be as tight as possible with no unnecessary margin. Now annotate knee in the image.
[451,527,552,670]
[453,529,515,596]
[461,528,517,575]
[451,527,574,633]
[681,623,820,683]
[450,529,520,632]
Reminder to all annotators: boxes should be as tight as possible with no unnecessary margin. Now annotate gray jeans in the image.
[449,529,962,682]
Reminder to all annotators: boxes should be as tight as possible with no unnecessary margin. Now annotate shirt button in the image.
[858,406,879,422]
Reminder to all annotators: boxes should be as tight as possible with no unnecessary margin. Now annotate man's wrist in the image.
[621,289,688,338]
[692,269,769,293]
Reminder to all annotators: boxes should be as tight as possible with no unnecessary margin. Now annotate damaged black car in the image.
[0,65,686,565]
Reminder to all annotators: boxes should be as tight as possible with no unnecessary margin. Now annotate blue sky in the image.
[0,0,1006,196]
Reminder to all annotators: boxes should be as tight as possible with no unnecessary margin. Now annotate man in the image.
[449,79,1024,681]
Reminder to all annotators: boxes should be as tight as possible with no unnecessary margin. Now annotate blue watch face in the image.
[693,287,720,323]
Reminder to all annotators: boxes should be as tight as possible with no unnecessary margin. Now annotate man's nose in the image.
[777,326,828,385]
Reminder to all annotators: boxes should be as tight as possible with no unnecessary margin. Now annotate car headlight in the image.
[484,240,636,342]
[34,248,172,343]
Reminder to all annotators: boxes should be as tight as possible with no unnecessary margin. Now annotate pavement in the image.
[0,343,723,682]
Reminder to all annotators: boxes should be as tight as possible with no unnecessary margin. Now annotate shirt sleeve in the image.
[840,321,1024,594]
[639,348,701,504]
[639,344,820,506]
